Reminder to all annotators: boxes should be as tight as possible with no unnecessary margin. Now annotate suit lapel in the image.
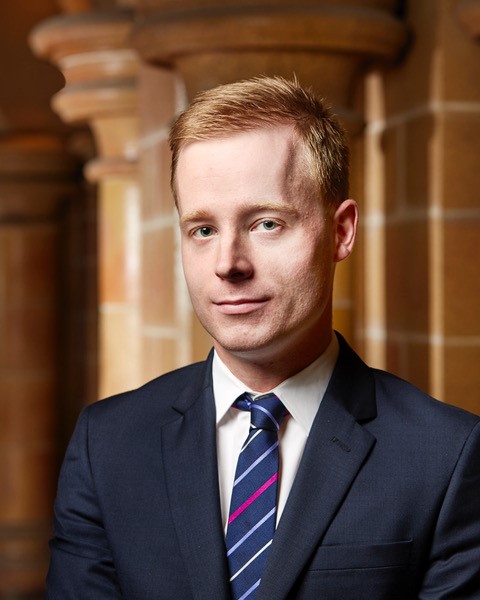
[161,357,230,600]
[257,335,377,600]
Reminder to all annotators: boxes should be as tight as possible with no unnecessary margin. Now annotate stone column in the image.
[362,0,480,413]
[449,0,480,413]
[31,10,143,398]
[131,0,408,362]
[0,134,76,596]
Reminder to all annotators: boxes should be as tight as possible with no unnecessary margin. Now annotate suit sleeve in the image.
[45,407,123,599]
[418,420,480,598]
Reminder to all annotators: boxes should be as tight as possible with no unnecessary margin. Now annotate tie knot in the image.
[234,393,287,431]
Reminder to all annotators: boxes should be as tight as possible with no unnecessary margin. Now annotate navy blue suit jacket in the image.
[46,335,480,599]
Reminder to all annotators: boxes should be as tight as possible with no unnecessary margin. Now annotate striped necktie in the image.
[225,393,287,600]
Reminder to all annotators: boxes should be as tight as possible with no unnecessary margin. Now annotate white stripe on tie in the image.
[229,540,273,582]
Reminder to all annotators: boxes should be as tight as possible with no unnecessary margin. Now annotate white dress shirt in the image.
[213,335,339,531]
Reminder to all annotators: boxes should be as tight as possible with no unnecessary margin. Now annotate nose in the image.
[215,232,253,281]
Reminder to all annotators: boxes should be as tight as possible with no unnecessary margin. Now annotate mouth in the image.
[213,298,269,315]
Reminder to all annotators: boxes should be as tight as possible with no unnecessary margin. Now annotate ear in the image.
[333,199,358,263]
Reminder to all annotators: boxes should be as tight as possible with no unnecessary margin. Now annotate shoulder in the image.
[375,366,478,421]
[81,357,211,430]
[370,367,480,452]
[336,331,479,432]
[334,332,479,449]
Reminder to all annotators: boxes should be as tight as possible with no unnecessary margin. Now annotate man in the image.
[46,77,480,599]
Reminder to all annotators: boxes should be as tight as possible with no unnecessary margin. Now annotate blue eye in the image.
[260,221,278,231]
[194,226,214,238]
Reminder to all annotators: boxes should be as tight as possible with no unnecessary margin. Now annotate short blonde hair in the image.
[169,76,349,211]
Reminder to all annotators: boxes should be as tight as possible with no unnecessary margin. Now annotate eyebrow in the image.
[179,202,299,228]
[179,209,212,230]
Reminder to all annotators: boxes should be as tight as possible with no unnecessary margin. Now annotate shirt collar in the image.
[212,334,339,434]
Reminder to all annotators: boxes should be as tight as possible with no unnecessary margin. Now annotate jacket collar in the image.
[161,352,231,600]
[257,333,377,599]
[163,336,377,600]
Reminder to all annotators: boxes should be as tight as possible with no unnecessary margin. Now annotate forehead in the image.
[178,124,295,165]
[175,125,306,207]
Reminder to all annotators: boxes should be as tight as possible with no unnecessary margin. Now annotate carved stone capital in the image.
[131,1,408,133]
[30,10,136,119]
[30,10,138,181]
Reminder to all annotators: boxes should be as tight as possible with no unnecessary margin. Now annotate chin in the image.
[212,329,294,361]
[214,338,266,355]
[210,329,270,353]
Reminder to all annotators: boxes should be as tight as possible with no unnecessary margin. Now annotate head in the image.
[169,76,350,216]
[170,77,357,387]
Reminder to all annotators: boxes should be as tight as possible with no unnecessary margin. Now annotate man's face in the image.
[176,125,351,368]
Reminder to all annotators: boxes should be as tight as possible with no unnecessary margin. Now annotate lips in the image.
[213,298,269,315]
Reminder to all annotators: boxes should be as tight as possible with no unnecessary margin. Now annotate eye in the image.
[254,220,280,232]
[193,226,215,238]
[261,220,277,231]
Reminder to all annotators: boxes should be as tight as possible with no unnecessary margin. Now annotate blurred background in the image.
[1,0,479,596]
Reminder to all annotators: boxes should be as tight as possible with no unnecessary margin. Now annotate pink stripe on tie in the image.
[228,473,278,525]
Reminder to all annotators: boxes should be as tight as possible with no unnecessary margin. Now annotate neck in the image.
[214,330,334,392]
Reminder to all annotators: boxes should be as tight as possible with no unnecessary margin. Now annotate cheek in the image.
[182,261,204,300]
[284,252,333,307]
[276,244,329,284]
[182,246,203,278]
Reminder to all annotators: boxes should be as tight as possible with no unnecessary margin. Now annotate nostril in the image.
[215,257,254,281]
[216,267,252,282]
